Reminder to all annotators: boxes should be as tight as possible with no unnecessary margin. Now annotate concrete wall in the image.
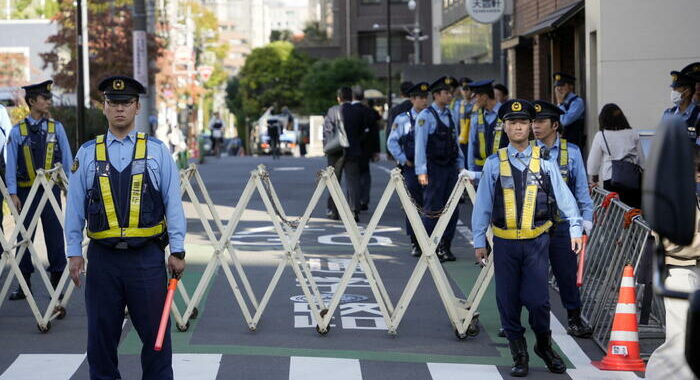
[0,19,56,85]
[586,0,700,136]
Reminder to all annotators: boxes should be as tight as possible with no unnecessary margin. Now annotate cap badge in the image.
[534,104,542,112]
[671,74,678,81]
[555,74,561,81]
[46,83,52,91]
[512,102,522,112]
[421,84,428,91]
[113,79,125,91]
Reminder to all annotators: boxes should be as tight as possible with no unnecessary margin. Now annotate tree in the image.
[225,77,246,143]
[302,21,328,42]
[40,0,163,105]
[270,29,293,42]
[299,57,374,115]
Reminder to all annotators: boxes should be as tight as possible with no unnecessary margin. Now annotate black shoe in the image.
[354,211,360,223]
[360,203,369,211]
[443,247,456,262]
[9,273,31,301]
[498,328,507,338]
[50,272,65,300]
[435,244,447,263]
[508,337,529,377]
[567,309,592,338]
[411,243,422,257]
[326,210,340,220]
[533,331,567,374]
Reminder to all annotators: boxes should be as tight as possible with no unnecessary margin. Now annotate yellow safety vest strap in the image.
[19,121,36,187]
[95,138,120,231]
[492,221,553,240]
[44,121,56,171]
[559,139,568,182]
[87,221,166,240]
[520,146,541,231]
[498,148,518,230]
[475,109,486,165]
[128,134,148,228]
[492,125,502,154]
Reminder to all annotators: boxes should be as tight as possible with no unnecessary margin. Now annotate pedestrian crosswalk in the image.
[0,353,643,380]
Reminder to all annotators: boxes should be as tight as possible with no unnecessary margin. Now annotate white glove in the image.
[583,220,593,236]
[459,169,476,180]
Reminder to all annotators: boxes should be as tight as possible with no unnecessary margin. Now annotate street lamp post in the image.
[386,0,392,110]
[406,0,428,65]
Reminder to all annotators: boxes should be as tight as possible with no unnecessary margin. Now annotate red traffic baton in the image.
[576,235,588,287]
[154,275,179,351]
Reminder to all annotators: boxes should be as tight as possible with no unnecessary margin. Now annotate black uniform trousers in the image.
[359,155,371,207]
[421,162,459,248]
[493,234,551,341]
[17,185,66,275]
[549,222,582,311]
[85,241,172,380]
[401,165,423,245]
[326,152,362,214]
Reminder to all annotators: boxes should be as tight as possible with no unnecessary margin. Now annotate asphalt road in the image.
[0,155,640,380]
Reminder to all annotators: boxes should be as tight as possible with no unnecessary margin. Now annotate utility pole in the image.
[75,0,86,147]
[133,0,150,133]
[386,0,392,110]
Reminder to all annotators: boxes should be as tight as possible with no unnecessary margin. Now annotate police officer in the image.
[387,82,429,257]
[65,76,186,380]
[415,76,466,262]
[472,99,583,377]
[553,73,586,151]
[6,80,72,300]
[662,68,698,142]
[532,100,594,338]
[454,77,474,165]
[467,80,504,178]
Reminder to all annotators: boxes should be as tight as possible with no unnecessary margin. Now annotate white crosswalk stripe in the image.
[172,354,222,380]
[427,363,503,380]
[0,354,85,380]
[289,356,362,380]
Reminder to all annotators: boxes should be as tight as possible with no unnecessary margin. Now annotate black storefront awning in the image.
[523,1,584,37]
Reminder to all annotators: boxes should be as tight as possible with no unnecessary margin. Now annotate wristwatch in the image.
[171,251,186,260]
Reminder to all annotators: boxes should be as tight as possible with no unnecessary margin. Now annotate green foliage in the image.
[302,21,328,42]
[299,57,374,115]
[270,30,293,42]
[225,77,246,140]
[50,107,108,152]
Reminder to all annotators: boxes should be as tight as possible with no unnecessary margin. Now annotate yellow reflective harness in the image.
[87,133,166,240]
[474,108,503,166]
[18,119,57,188]
[492,146,553,240]
[458,100,470,144]
[558,139,569,183]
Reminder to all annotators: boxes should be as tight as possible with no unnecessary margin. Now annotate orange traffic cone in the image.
[592,265,646,372]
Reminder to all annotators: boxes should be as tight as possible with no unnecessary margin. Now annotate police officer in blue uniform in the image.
[662,69,698,142]
[6,80,72,300]
[554,73,586,151]
[472,99,583,377]
[415,76,466,262]
[454,77,474,165]
[387,82,430,257]
[467,80,505,179]
[65,76,186,380]
[532,100,594,338]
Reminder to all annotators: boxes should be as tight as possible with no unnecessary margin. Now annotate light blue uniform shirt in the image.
[536,137,593,222]
[661,102,697,124]
[558,92,585,127]
[65,130,186,257]
[414,102,465,176]
[0,105,12,163]
[471,144,583,248]
[387,107,419,166]
[6,115,73,194]
[467,103,501,173]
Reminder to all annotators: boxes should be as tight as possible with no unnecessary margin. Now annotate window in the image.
[440,17,493,64]
[359,32,406,63]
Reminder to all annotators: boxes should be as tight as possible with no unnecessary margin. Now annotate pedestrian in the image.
[414,76,466,262]
[467,80,505,179]
[6,80,72,301]
[455,77,474,166]
[587,103,645,208]
[386,81,414,156]
[65,76,186,380]
[352,87,380,211]
[553,73,586,151]
[494,83,509,105]
[0,102,11,227]
[267,115,282,160]
[646,139,699,380]
[532,100,594,338]
[472,99,583,377]
[209,112,224,157]
[387,82,429,257]
[662,67,698,141]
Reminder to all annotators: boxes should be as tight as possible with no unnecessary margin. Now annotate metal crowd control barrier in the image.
[579,186,665,357]
[174,164,495,339]
[0,165,78,332]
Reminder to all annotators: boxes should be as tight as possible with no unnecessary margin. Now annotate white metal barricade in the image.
[0,165,78,332]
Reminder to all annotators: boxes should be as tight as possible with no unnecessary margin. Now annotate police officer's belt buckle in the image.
[115,241,129,250]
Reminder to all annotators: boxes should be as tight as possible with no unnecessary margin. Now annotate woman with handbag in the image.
[587,103,645,208]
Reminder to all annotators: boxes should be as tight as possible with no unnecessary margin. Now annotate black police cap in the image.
[553,72,575,86]
[670,70,695,88]
[429,76,456,93]
[533,100,564,120]
[680,62,700,82]
[408,82,430,97]
[467,79,494,95]
[498,99,535,121]
[98,76,146,100]
[459,77,473,88]
[22,80,53,96]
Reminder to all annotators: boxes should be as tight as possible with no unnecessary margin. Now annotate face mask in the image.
[671,90,683,105]
[696,182,700,197]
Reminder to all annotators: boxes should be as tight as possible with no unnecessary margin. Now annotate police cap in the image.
[98,76,146,100]
[429,76,456,93]
[680,62,700,82]
[553,72,575,87]
[533,100,564,121]
[459,77,473,89]
[670,70,695,88]
[408,82,430,97]
[498,99,535,121]
[467,79,494,95]
[22,80,53,97]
